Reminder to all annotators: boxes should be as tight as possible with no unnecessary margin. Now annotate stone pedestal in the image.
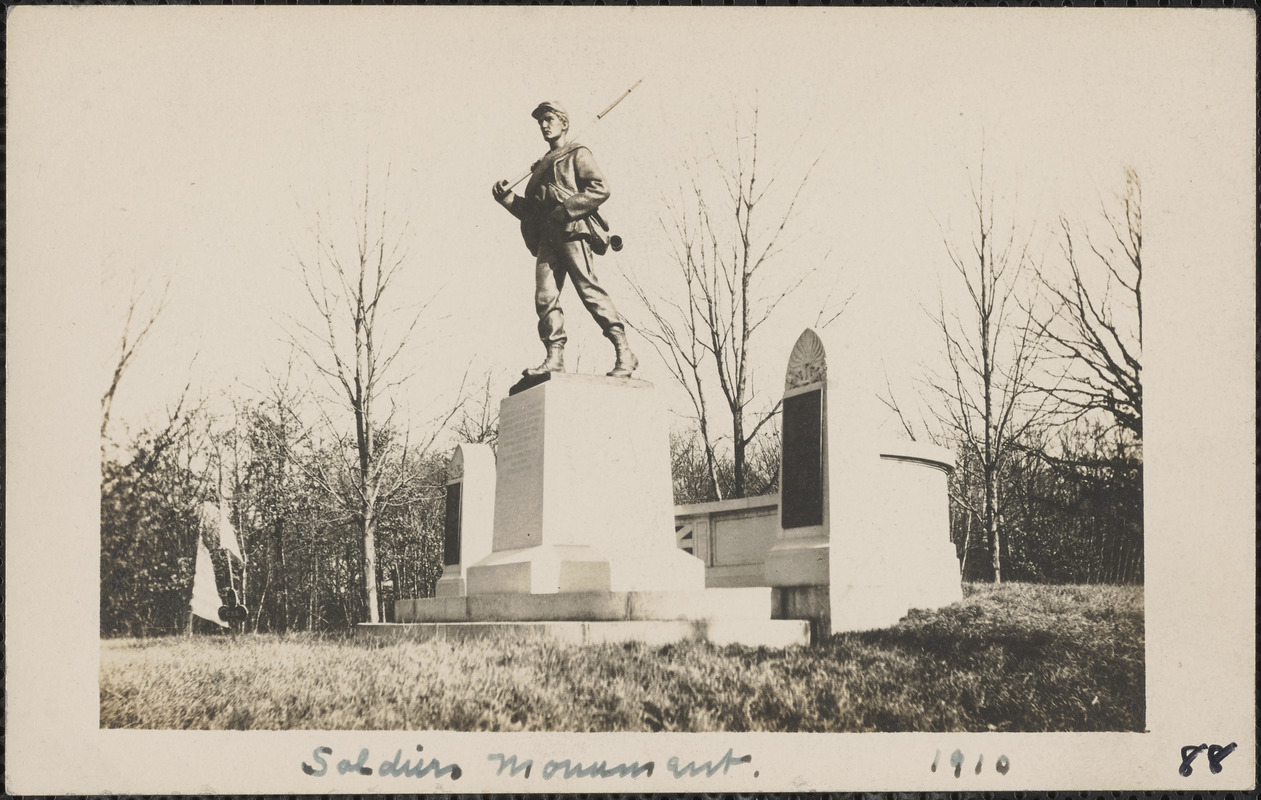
[375,373,804,647]
[434,444,496,598]
[465,373,704,595]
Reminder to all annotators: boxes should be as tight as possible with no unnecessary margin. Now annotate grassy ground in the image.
[100,582,1143,732]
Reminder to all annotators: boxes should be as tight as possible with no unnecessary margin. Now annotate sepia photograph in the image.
[6,6,1254,794]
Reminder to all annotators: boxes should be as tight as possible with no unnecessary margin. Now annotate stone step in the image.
[358,618,810,648]
[394,587,775,624]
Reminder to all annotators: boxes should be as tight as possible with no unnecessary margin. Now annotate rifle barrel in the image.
[499,79,644,193]
[596,78,643,120]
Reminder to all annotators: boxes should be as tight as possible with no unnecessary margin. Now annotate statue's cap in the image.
[532,101,568,120]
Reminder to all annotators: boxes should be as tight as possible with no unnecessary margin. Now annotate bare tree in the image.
[288,169,460,624]
[101,280,170,442]
[631,103,837,499]
[926,162,1054,584]
[453,373,500,450]
[1039,169,1143,440]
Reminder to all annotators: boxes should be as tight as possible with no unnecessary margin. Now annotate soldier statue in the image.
[492,100,639,379]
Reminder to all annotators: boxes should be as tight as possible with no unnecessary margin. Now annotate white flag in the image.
[202,501,244,563]
[191,536,227,628]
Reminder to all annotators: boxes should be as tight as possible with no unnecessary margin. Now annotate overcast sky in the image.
[9,8,1254,447]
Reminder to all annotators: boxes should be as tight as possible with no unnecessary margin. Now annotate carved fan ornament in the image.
[447,448,465,482]
[784,329,827,390]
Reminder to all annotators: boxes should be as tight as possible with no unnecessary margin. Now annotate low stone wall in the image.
[674,495,779,588]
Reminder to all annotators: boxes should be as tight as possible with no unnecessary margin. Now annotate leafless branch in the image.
[632,101,828,498]
[1032,170,1143,439]
[101,279,171,441]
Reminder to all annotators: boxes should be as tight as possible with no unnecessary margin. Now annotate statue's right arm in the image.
[492,180,527,220]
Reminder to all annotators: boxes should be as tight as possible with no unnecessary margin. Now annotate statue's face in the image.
[537,111,567,142]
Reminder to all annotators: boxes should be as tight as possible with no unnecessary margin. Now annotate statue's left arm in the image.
[554,147,610,222]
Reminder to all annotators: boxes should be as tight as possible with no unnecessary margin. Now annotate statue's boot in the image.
[605,326,639,378]
[523,342,565,377]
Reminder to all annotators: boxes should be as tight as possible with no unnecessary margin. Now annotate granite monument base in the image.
[359,618,809,647]
[370,587,809,647]
[434,577,466,598]
[763,535,829,587]
[772,585,831,639]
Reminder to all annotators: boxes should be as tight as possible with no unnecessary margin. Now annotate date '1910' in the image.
[931,748,1010,777]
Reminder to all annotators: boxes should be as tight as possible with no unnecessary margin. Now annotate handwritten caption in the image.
[301,745,754,783]
[303,740,1243,782]
[931,748,1010,777]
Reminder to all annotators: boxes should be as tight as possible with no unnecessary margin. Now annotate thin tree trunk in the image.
[986,468,1001,584]
[959,510,972,579]
[255,570,270,632]
[362,510,379,623]
[271,517,289,632]
[698,415,722,501]
[309,546,318,632]
[389,565,401,623]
